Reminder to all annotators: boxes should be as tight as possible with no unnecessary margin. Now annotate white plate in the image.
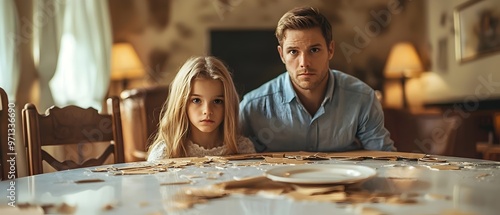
[265,164,377,184]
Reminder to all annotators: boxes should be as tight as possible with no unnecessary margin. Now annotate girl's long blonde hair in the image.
[148,56,240,158]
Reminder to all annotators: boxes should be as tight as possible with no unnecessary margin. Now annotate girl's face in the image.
[187,78,225,135]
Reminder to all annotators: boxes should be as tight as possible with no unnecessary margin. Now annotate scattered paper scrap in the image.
[170,176,420,210]
[90,151,427,176]
[232,161,263,166]
[291,184,345,195]
[0,204,44,215]
[356,206,386,215]
[287,191,346,202]
[476,173,492,179]
[264,157,310,165]
[419,156,448,163]
[425,193,451,201]
[111,170,158,175]
[91,164,156,172]
[19,203,77,214]
[184,187,227,199]
[160,180,192,186]
[385,196,418,205]
[224,150,426,161]
[428,165,461,170]
[102,201,118,211]
[74,179,105,184]
[171,187,227,210]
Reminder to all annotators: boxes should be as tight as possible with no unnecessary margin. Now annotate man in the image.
[239,7,395,152]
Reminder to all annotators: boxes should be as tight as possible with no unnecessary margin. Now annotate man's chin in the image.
[297,84,316,91]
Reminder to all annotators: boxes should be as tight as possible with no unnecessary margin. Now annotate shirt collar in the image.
[282,70,335,104]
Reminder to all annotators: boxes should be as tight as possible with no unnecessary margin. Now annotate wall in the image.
[116,0,427,94]
[422,0,500,104]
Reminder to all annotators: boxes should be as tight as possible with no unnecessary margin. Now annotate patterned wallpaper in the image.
[110,0,428,92]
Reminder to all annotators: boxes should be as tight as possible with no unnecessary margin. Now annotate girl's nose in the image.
[203,105,213,115]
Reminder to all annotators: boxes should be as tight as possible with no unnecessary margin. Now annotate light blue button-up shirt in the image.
[239,70,395,152]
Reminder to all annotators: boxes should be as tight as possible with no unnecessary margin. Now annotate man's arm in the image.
[239,99,268,152]
[239,100,251,138]
[356,91,396,151]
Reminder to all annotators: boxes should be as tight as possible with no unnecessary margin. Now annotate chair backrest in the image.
[22,97,125,175]
[1,87,17,180]
[120,85,168,161]
[413,114,459,155]
[384,108,476,158]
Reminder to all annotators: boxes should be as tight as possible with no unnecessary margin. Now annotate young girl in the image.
[147,56,256,161]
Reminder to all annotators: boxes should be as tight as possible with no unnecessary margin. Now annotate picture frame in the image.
[454,0,500,63]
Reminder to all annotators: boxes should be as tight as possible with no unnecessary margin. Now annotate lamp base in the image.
[401,75,408,109]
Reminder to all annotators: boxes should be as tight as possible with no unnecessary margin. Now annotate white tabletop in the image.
[1,155,499,215]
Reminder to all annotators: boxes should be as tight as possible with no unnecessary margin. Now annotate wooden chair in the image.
[384,108,476,158]
[120,86,168,161]
[22,97,125,175]
[1,87,17,180]
[412,114,459,156]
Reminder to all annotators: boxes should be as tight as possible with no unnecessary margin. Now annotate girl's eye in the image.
[192,98,201,104]
[213,99,224,104]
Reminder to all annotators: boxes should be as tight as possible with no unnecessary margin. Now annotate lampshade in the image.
[111,43,145,80]
[384,42,423,79]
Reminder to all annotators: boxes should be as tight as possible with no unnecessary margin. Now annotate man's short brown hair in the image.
[275,7,333,46]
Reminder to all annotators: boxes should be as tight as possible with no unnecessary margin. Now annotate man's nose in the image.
[299,53,310,68]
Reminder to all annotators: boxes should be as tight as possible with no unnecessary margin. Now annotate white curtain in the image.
[34,0,65,111]
[49,0,111,111]
[0,0,20,101]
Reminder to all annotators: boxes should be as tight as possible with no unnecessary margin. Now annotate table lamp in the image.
[384,42,423,108]
[111,43,145,91]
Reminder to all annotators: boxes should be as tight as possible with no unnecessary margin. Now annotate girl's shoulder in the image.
[237,136,252,144]
[147,141,167,162]
[237,136,256,153]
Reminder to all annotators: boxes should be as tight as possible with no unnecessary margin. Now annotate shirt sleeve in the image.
[239,99,268,152]
[357,91,397,152]
[239,99,251,137]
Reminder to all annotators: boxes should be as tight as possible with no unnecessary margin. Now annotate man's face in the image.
[278,27,334,92]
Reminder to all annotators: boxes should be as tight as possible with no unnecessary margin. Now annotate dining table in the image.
[1,151,499,215]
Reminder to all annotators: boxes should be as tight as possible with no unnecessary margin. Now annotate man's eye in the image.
[214,99,224,104]
[192,98,201,104]
[288,50,297,55]
[311,48,320,53]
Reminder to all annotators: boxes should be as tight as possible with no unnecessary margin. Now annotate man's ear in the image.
[328,41,335,60]
[277,45,285,64]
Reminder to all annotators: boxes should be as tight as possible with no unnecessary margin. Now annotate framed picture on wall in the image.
[454,0,500,63]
